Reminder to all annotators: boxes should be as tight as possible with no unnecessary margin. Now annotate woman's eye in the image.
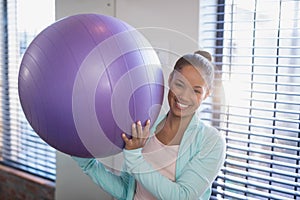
[175,82,183,88]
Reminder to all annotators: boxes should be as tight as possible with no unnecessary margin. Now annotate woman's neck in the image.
[155,112,194,145]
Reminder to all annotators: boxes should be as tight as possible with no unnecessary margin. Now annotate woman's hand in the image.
[122,120,150,150]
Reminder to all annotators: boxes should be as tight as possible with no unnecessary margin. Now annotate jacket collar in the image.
[150,112,201,136]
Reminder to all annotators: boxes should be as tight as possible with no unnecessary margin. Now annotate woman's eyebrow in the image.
[175,79,185,84]
[194,85,203,88]
[194,85,204,90]
[175,77,204,89]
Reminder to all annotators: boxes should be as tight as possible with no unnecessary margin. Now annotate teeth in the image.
[177,102,188,108]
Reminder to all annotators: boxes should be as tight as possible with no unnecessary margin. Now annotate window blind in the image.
[0,0,56,180]
[199,0,300,199]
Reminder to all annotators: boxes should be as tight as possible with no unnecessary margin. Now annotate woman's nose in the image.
[177,89,190,101]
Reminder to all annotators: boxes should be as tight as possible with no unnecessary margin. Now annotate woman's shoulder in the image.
[193,115,224,143]
[200,120,219,135]
[192,114,216,131]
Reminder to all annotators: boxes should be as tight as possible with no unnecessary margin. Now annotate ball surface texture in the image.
[18,14,164,158]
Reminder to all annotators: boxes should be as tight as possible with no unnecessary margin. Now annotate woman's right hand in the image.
[121,120,150,150]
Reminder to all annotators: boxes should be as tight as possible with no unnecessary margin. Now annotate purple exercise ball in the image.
[18,14,164,158]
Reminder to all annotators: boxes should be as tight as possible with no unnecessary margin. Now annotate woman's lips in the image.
[175,100,189,110]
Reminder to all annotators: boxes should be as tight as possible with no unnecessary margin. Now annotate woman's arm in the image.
[123,133,226,200]
[72,156,129,200]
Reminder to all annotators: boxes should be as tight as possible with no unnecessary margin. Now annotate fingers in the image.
[131,120,150,139]
[136,121,143,139]
[122,133,131,146]
[131,123,137,138]
[122,133,129,143]
[144,119,151,138]
[145,119,150,131]
[121,119,151,150]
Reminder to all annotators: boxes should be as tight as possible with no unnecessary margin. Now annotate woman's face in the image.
[168,65,208,118]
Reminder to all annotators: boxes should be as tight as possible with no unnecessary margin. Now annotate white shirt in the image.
[134,135,179,200]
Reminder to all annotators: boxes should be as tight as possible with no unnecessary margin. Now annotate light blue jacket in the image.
[73,113,226,200]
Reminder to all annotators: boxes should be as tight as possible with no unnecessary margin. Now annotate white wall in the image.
[116,0,199,56]
[55,0,199,199]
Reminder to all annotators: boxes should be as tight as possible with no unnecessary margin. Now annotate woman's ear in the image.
[204,89,211,100]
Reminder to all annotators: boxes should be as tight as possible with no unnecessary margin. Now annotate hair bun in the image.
[194,50,212,62]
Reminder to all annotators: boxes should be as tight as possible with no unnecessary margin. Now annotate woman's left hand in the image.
[122,120,150,150]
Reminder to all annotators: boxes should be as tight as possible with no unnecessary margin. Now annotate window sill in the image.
[0,164,55,199]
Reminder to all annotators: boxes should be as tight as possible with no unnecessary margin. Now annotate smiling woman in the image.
[73,51,226,200]
[170,71,204,110]
[168,61,209,119]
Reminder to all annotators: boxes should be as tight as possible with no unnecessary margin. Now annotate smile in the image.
[176,101,189,109]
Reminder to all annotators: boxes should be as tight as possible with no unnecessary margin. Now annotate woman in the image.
[73,51,226,200]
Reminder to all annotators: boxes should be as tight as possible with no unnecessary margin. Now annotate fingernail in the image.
[137,121,141,125]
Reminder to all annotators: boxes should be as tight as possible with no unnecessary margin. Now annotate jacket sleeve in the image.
[72,156,130,200]
[123,131,226,200]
